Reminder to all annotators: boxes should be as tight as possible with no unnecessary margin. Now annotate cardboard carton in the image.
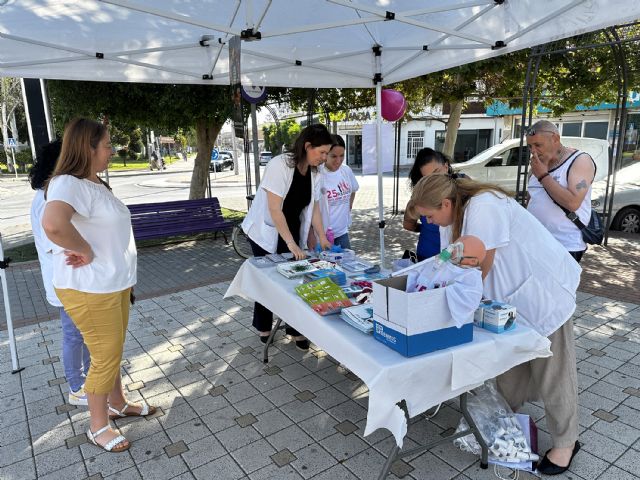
[474,300,517,333]
[372,275,473,357]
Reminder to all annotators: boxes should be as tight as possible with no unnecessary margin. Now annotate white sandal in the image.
[108,400,157,419]
[87,424,130,452]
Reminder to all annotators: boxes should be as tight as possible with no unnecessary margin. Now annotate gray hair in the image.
[526,120,559,136]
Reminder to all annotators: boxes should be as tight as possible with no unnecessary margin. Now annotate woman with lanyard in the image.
[241,124,333,350]
[317,134,359,249]
[408,174,582,476]
[403,148,462,261]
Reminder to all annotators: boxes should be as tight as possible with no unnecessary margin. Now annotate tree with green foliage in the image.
[47,81,233,198]
[262,119,300,155]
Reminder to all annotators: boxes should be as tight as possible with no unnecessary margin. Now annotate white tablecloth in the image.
[225,261,552,447]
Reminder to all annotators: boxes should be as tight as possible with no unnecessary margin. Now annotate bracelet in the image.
[537,172,550,182]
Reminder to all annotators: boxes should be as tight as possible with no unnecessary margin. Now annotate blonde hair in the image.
[409,174,509,240]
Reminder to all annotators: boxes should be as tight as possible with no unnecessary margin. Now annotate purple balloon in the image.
[381,89,407,122]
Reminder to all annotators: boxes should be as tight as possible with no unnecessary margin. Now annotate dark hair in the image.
[287,124,333,167]
[29,139,62,190]
[408,148,453,188]
[330,134,345,150]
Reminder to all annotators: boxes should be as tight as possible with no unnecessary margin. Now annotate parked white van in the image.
[453,137,610,191]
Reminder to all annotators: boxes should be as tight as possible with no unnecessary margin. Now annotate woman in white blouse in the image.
[43,118,155,453]
[408,174,582,475]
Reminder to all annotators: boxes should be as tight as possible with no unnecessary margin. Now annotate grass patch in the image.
[3,208,247,263]
[108,155,179,171]
[2,242,39,263]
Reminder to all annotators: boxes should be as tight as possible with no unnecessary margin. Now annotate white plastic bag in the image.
[453,382,538,473]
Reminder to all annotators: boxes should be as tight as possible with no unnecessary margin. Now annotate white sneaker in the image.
[69,386,88,406]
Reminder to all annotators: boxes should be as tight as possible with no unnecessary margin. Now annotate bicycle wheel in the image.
[232,225,253,259]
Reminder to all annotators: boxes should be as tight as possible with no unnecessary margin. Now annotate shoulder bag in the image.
[543,151,604,245]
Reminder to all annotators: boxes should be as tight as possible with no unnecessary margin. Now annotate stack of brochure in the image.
[340,304,374,334]
[295,278,352,315]
[340,259,374,274]
[277,260,318,278]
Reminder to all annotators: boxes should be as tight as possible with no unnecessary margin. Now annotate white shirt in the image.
[319,164,359,237]
[30,189,62,307]
[528,150,593,252]
[242,154,322,252]
[456,192,581,337]
[46,175,137,293]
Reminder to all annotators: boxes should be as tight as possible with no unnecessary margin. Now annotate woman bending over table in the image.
[408,174,582,476]
[43,118,156,453]
[241,124,333,350]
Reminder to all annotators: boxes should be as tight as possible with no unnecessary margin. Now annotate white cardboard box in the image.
[474,300,517,333]
[372,275,473,357]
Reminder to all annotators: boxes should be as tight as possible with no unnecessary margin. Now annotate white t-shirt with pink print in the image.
[319,164,359,237]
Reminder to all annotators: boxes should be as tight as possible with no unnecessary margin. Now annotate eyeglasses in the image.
[525,127,555,136]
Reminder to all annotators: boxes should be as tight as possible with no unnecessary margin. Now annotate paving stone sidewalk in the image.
[2,282,640,480]
[2,172,640,479]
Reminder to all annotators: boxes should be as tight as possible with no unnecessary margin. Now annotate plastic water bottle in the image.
[421,242,463,289]
[326,227,335,245]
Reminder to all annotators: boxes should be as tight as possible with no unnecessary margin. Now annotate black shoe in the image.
[259,331,271,344]
[537,442,580,476]
[295,338,310,351]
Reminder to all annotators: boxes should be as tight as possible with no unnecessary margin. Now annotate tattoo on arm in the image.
[575,179,588,191]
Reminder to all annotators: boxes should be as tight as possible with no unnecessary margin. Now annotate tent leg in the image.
[375,81,385,266]
[0,236,22,374]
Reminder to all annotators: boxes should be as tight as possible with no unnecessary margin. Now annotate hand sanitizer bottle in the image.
[326,227,335,245]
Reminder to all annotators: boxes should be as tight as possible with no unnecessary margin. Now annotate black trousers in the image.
[569,250,585,263]
[248,237,301,337]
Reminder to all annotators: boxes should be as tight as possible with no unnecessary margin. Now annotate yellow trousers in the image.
[55,288,131,395]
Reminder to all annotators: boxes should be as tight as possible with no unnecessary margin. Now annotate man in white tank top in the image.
[527,120,596,263]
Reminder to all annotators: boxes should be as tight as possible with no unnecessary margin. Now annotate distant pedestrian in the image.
[29,139,91,407]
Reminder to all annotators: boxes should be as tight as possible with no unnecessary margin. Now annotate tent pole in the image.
[0,234,22,373]
[375,81,385,266]
[251,103,261,187]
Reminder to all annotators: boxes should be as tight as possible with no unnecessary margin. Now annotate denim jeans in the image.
[60,307,90,392]
[333,233,351,250]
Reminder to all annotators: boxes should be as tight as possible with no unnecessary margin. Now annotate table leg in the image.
[460,392,489,469]
[377,393,490,478]
[377,400,410,480]
[263,318,283,364]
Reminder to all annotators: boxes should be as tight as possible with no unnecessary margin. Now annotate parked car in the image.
[592,161,640,234]
[453,137,610,192]
[209,150,234,172]
[259,151,272,166]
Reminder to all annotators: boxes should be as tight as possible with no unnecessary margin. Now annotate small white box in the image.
[474,300,516,333]
[372,275,473,357]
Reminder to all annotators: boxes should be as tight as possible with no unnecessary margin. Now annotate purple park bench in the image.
[127,198,234,243]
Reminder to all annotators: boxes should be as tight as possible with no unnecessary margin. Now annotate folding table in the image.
[226,260,551,478]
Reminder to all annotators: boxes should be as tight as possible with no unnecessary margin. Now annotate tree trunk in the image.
[442,99,463,160]
[190,118,222,199]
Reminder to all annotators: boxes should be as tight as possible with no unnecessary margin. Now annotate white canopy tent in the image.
[2,0,639,258]
[1,1,639,370]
